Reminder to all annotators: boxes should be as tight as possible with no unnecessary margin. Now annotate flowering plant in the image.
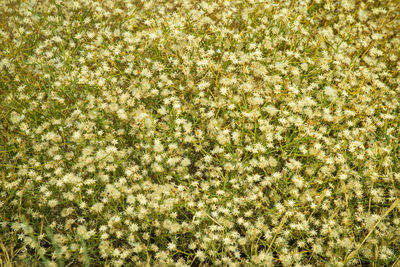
[1,0,399,266]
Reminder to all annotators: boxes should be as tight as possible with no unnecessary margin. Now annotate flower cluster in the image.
[1,0,400,266]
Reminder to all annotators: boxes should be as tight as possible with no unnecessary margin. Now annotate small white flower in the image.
[153,139,164,153]
[324,86,337,97]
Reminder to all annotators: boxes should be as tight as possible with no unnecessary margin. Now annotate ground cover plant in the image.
[1,0,400,266]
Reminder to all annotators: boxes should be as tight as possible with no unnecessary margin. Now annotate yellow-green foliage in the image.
[1,0,400,266]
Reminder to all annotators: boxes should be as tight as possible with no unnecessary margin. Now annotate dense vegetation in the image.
[1,0,400,266]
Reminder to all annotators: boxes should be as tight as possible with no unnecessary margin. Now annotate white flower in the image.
[91,203,104,213]
[153,139,164,153]
[324,86,337,97]
[265,105,279,116]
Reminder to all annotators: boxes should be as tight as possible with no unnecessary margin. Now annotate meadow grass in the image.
[1,0,400,266]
